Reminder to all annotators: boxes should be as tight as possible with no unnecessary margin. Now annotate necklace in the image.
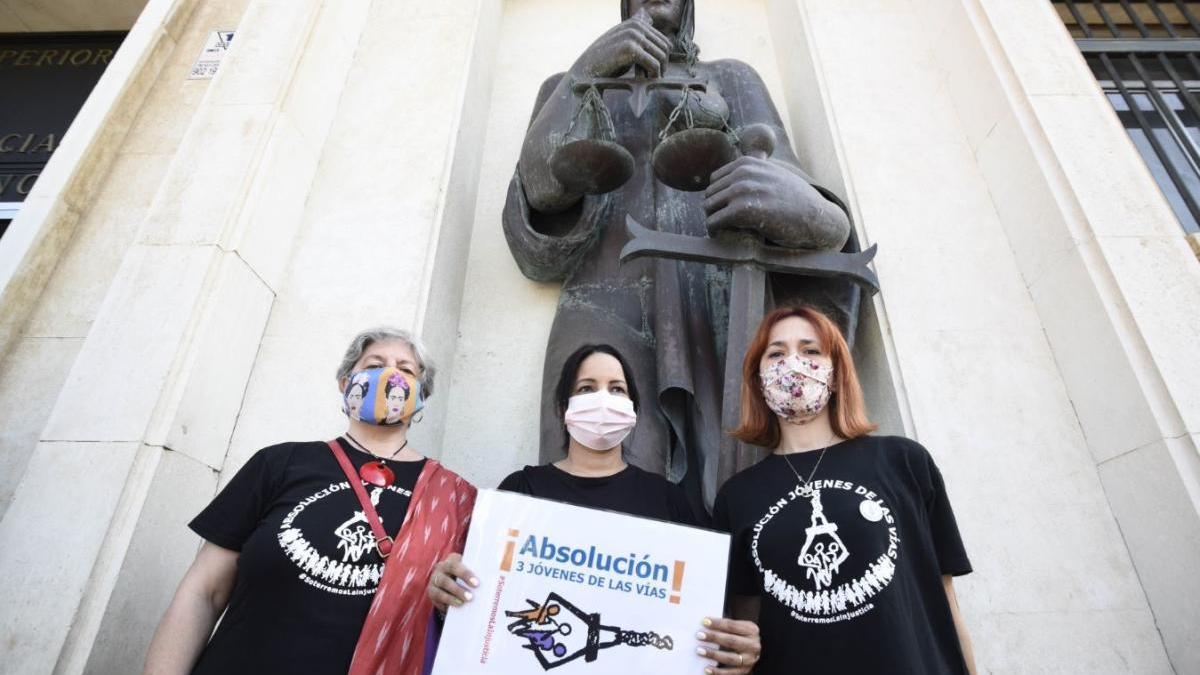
[781,434,851,589]
[779,433,836,495]
[345,433,409,487]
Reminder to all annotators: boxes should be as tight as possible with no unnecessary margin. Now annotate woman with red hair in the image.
[713,306,977,674]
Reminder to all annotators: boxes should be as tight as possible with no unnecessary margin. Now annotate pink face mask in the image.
[564,391,638,451]
[760,355,834,425]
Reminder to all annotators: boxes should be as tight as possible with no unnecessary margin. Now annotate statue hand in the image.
[703,157,850,250]
[570,8,671,79]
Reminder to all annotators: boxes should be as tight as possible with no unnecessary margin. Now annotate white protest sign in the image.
[432,489,729,673]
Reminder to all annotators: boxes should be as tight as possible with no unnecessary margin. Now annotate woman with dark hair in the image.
[494,343,692,516]
[427,343,763,673]
[713,306,977,674]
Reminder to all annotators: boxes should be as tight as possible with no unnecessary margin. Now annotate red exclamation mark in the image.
[500,529,519,571]
[669,560,685,604]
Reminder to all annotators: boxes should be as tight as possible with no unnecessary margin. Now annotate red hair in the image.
[732,305,876,448]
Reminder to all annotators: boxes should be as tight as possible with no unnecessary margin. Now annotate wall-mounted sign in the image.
[189,30,234,80]
[0,32,125,203]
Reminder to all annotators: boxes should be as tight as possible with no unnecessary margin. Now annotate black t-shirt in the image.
[497,463,702,526]
[712,435,971,675]
[188,438,426,675]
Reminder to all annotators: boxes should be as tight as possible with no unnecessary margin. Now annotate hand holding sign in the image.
[697,617,761,674]
[430,490,732,673]
[429,553,479,612]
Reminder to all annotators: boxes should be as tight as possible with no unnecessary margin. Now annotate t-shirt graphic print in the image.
[752,477,900,624]
[277,479,412,595]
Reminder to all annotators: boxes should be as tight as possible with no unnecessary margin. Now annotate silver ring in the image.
[738,653,744,666]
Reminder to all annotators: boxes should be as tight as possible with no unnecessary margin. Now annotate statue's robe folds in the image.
[502,59,861,512]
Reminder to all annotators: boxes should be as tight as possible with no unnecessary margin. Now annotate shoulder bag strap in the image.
[326,439,395,557]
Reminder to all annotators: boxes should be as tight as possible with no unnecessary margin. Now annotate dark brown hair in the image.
[555,344,640,449]
[731,306,876,448]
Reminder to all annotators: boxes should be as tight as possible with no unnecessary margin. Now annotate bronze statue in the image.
[502,0,867,511]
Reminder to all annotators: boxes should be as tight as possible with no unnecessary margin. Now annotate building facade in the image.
[0,0,1197,672]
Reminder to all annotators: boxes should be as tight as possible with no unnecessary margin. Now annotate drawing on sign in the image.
[189,30,235,80]
[505,592,673,670]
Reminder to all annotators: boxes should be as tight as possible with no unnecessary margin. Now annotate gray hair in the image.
[336,326,437,398]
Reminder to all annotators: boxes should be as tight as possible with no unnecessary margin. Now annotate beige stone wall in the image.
[0,0,246,516]
[0,0,222,665]
[930,0,1200,668]
[0,0,205,517]
[0,0,1197,672]
[765,0,1197,669]
[0,0,355,670]
[0,0,503,670]
[0,0,148,31]
[222,0,501,480]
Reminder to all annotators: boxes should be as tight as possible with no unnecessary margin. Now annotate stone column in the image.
[221,0,501,472]
[933,0,1200,669]
[0,0,370,671]
[0,0,208,517]
[766,0,1178,669]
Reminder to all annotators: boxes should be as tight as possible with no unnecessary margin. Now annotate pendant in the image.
[359,460,395,487]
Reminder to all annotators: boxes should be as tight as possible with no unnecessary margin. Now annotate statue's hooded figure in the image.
[502,0,861,513]
[621,0,697,61]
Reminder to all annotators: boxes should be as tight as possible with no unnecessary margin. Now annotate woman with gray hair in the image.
[144,327,477,675]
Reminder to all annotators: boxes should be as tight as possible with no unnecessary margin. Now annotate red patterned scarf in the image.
[348,458,476,675]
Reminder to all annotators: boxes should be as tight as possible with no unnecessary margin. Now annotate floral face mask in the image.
[759,355,834,425]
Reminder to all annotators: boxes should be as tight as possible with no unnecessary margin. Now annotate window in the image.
[0,32,124,239]
[1054,1,1200,235]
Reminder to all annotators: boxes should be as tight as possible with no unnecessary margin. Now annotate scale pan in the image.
[652,128,738,192]
[549,139,635,195]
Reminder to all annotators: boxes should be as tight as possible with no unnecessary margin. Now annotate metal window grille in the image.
[1054,0,1200,234]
